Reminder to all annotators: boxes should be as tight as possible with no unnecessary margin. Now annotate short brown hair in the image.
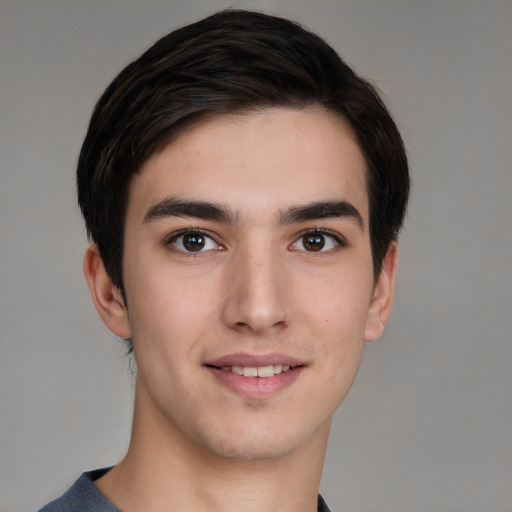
[77,9,409,293]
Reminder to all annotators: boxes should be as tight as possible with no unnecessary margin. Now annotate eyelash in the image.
[163,228,347,255]
[163,228,221,255]
[291,228,348,253]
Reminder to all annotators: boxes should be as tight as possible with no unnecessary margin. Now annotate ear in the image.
[364,242,398,342]
[83,243,132,339]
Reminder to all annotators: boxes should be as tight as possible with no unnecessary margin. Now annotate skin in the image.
[84,107,398,512]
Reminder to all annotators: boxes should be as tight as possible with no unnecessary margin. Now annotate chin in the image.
[198,414,331,462]
[208,435,300,462]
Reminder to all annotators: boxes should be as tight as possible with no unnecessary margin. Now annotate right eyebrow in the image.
[143,197,238,224]
[278,200,364,230]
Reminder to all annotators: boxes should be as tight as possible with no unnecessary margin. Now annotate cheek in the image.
[126,269,210,394]
[306,271,373,331]
[313,292,368,405]
[124,260,221,352]
[301,269,373,373]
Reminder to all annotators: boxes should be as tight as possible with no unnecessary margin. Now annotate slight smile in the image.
[218,364,291,377]
[204,353,306,397]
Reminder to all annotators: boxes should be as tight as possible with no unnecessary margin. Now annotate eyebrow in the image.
[278,201,364,229]
[143,197,363,230]
[143,197,237,224]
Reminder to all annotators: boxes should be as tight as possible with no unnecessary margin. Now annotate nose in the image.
[221,240,288,334]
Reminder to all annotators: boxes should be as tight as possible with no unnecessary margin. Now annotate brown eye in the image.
[291,230,344,253]
[182,233,206,251]
[168,230,220,253]
[302,233,325,251]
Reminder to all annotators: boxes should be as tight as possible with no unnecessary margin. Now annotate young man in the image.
[40,9,409,512]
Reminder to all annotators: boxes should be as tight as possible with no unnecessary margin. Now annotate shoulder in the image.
[37,468,119,512]
[318,494,332,512]
[39,469,330,512]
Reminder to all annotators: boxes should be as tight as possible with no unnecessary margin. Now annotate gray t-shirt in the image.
[38,468,332,512]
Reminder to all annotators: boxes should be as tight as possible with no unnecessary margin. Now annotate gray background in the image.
[1,1,511,511]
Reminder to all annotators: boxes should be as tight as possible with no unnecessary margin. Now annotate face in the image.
[93,108,396,462]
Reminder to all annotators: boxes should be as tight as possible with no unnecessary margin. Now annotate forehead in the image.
[127,107,369,224]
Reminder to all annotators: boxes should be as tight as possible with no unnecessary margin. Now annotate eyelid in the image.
[163,228,223,252]
[162,227,347,253]
[290,228,348,251]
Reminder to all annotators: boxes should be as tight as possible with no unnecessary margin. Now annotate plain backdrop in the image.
[1,1,511,511]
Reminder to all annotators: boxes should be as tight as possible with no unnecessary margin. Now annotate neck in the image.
[95,381,330,512]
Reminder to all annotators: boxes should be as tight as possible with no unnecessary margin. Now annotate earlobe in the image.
[364,242,398,343]
[83,243,132,339]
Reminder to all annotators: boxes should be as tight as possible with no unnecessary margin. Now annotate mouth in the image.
[204,354,305,397]
[207,364,294,378]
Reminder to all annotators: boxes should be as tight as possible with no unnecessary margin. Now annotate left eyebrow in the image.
[143,197,237,224]
[278,201,364,230]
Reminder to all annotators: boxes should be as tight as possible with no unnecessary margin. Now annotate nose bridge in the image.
[222,232,287,333]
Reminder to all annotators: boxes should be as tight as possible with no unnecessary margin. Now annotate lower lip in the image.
[206,366,305,398]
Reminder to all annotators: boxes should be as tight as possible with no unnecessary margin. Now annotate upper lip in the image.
[204,353,305,368]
